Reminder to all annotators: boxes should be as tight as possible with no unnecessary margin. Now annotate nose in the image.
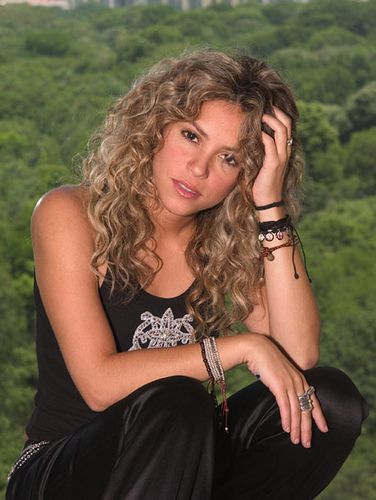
[188,155,210,179]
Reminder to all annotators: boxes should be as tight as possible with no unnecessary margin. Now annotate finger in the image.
[272,107,293,161]
[261,131,279,167]
[262,113,288,140]
[311,394,329,433]
[275,390,291,434]
[272,106,292,138]
[261,114,289,162]
[300,409,312,448]
[288,388,301,444]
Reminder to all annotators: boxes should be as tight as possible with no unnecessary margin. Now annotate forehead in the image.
[192,100,246,148]
[197,99,244,127]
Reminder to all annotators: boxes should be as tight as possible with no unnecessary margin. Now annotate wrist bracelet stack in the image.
[200,336,229,433]
[256,202,311,282]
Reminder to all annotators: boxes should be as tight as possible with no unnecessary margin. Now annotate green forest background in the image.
[0,0,375,497]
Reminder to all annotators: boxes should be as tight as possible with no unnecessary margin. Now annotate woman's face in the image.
[152,99,244,220]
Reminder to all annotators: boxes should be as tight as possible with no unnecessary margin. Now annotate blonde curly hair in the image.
[81,48,304,338]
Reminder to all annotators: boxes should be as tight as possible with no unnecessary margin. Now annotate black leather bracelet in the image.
[259,215,290,232]
[254,200,284,211]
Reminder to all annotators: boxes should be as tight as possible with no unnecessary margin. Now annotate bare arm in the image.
[244,106,320,371]
[244,206,320,370]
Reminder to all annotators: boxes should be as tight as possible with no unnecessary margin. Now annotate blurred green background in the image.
[0,0,375,497]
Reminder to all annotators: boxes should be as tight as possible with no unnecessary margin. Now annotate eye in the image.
[220,153,238,167]
[182,129,199,143]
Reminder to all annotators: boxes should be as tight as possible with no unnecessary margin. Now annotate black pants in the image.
[6,367,368,500]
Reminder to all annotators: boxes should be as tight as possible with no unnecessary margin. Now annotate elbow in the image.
[81,389,107,412]
[298,346,320,371]
[85,396,109,413]
[299,356,319,371]
[280,326,320,371]
[80,382,117,413]
[298,320,321,370]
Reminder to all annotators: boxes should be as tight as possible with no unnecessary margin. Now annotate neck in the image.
[151,208,196,245]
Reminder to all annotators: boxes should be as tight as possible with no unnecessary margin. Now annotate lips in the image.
[172,179,201,198]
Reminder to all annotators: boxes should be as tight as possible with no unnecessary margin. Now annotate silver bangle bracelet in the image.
[202,337,225,383]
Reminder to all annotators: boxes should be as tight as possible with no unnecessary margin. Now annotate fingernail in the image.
[293,437,299,444]
[284,425,290,433]
[305,441,311,448]
[323,425,329,432]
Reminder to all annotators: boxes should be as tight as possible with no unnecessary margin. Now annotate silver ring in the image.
[287,138,294,146]
[298,385,315,412]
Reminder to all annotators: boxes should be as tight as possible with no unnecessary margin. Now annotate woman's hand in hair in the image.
[252,106,292,206]
[241,332,328,448]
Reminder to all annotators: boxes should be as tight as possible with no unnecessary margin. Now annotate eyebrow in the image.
[191,121,240,152]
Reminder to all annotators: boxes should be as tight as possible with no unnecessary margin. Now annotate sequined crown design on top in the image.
[129,308,195,351]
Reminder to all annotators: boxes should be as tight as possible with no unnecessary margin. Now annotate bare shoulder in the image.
[32,184,92,238]
[31,184,96,274]
[33,184,89,222]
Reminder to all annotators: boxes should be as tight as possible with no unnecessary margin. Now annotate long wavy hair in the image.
[81,48,304,338]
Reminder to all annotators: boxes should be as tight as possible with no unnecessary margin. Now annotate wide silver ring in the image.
[298,385,315,412]
[287,138,294,146]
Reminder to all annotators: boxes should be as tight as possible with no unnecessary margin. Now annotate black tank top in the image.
[25,272,196,441]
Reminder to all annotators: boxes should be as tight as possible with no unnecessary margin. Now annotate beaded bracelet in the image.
[258,225,292,242]
[199,340,217,408]
[258,215,292,242]
[261,236,298,261]
[200,336,229,432]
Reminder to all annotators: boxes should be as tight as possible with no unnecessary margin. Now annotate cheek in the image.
[151,150,168,180]
[210,183,235,208]
[152,143,186,176]
[216,174,240,198]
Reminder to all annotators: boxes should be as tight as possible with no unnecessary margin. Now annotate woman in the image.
[6,49,368,500]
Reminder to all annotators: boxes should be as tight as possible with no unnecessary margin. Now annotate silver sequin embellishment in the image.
[7,440,49,481]
[129,308,195,351]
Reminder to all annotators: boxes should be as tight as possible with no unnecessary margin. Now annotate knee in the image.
[305,366,369,440]
[150,375,215,420]
[122,376,216,433]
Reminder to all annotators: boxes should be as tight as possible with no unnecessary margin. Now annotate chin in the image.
[164,203,200,218]
[155,193,198,216]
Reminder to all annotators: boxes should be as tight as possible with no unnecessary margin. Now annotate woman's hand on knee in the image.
[242,334,328,448]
